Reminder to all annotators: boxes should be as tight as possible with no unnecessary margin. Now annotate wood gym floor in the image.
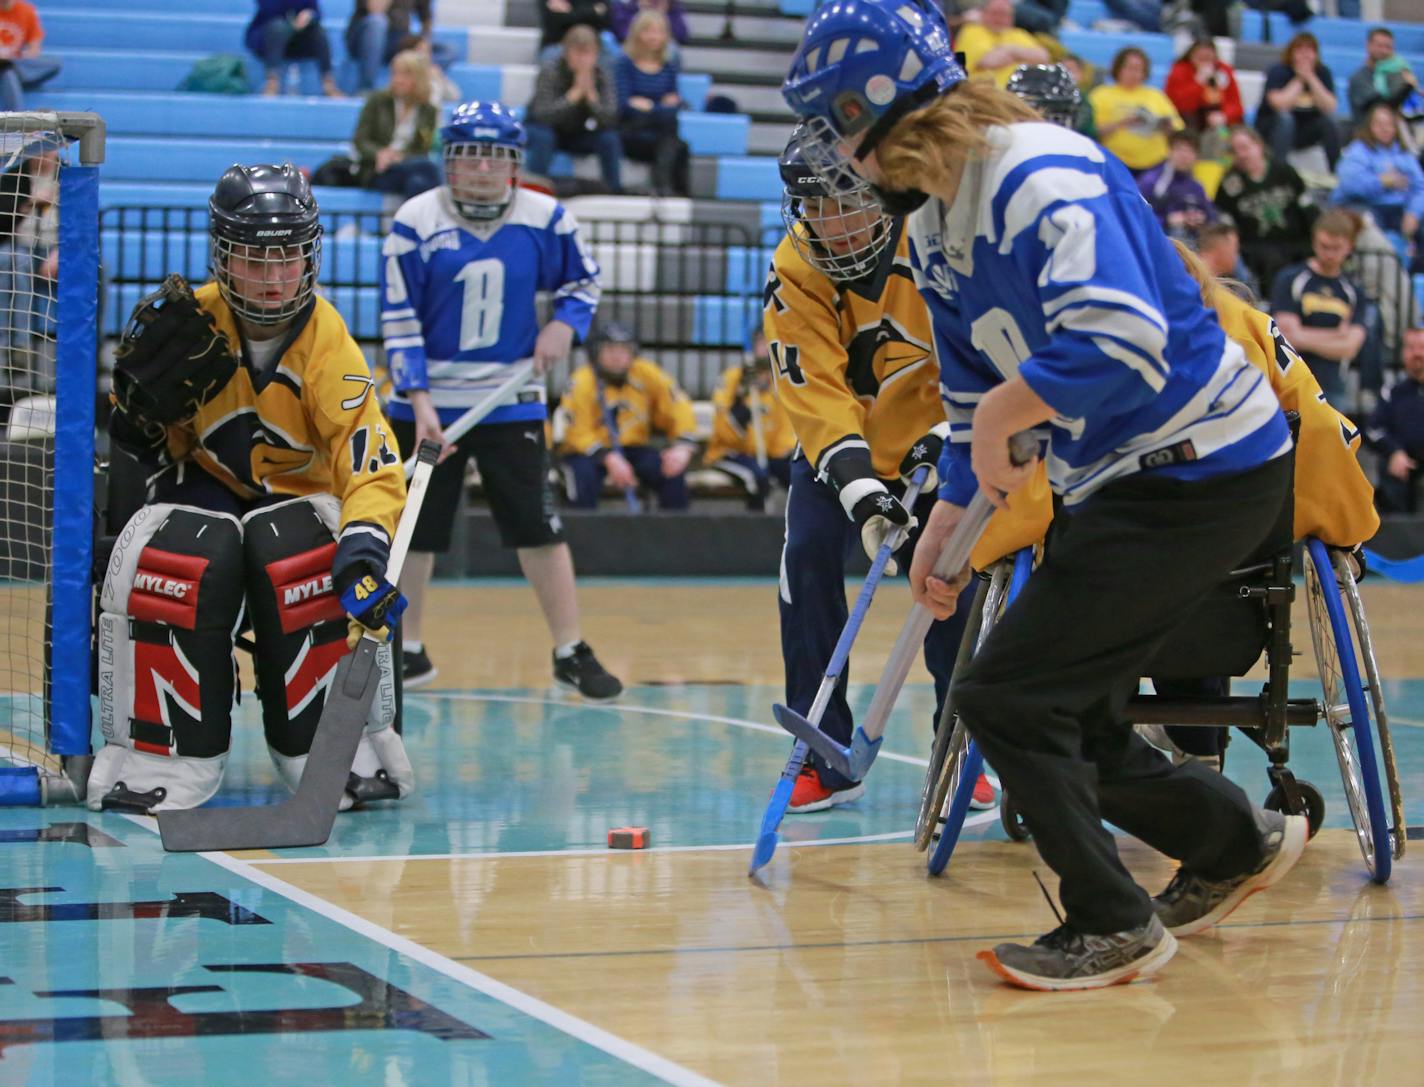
[0,577,1421,1085]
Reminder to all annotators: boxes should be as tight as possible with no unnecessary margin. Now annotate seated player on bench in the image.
[703,328,796,512]
[93,163,413,814]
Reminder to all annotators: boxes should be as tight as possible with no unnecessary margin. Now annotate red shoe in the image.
[787,765,865,813]
[969,772,996,811]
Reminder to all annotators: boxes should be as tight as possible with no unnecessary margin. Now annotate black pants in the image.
[953,455,1292,934]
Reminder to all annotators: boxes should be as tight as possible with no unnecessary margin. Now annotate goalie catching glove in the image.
[338,565,408,648]
[113,273,239,426]
[842,480,915,576]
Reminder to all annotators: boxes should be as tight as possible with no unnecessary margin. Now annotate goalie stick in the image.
[402,358,535,479]
[775,431,1040,781]
[748,465,930,876]
[157,438,440,852]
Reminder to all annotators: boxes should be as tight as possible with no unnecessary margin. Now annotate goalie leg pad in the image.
[90,503,245,812]
[270,726,414,810]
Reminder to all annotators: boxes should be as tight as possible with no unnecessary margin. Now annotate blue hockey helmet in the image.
[781,1,965,179]
[440,101,526,221]
[778,125,891,282]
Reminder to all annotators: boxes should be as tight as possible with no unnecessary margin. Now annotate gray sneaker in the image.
[1153,811,1309,937]
[979,914,1178,991]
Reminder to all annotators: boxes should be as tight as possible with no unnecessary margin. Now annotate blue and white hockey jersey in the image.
[381,187,601,426]
[905,123,1290,506]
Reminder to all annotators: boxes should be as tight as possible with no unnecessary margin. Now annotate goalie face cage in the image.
[0,112,104,806]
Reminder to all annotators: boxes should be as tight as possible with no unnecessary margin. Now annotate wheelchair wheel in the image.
[999,787,1031,842]
[1264,779,1326,839]
[1303,540,1393,882]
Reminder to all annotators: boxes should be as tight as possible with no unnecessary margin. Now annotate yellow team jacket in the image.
[704,366,797,464]
[560,357,698,455]
[970,288,1378,569]
[153,283,406,559]
[764,227,943,485]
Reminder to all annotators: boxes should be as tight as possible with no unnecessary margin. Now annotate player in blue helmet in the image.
[440,100,526,221]
[380,100,623,701]
[782,0,1309,990]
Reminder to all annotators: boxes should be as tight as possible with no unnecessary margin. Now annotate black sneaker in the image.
[979,915,1177,991]
[402,647,437,689]
[553,642,623,702]
[1152,811,1308,937]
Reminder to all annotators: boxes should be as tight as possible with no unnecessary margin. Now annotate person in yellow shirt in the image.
[1089,46,1184,174]
[955,0,1049,88]
[559,321,699,509]
[704,329,796,511]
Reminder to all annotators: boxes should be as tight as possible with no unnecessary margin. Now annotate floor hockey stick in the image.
[748,385,768,471]
[748,466,931,876]
[158,439,441,852]
[776,432,1040,781]
[402,358,536,479]
[594,376,643,512]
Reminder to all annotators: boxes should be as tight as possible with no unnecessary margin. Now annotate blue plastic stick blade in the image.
[750,776,795,875]
[772,703,852,773]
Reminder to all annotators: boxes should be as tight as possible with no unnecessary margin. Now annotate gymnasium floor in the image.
[1,578,1421,1085]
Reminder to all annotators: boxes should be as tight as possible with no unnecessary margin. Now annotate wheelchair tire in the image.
[1265,779,1325,840]
[999,787,1032,842]
[1303,540,1392,883]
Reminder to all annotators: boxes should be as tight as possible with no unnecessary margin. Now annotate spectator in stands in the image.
[351,50,441,199]
[526,25,624,194]
[559,322,697,510]
[1271,209,1369,407]
[1255,32,1340,171]
[0,149,56,386]
[1012,0,1067,36]
[390,33,462,104]
[1089,47,1183,176]
[0,0,57,113]
[615,10,690,196]
[539,0,610,51]
[704,331,795,512]
[1165,38,1243,133]
[611,0,687,45]
[1138,130,1217,242]
[1332,102,1424,271]
[345,1,458,94]
[1348,27,1420,125]
[247,1,341,97]
[1215,125,1316,291]
[955,0,1049,89]
[1059,54,1099,138]
[1364,325,1424,513]
[1196,221,1259,297]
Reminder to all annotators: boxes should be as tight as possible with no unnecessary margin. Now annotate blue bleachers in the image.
[31,91,361,141]
[1057,30,1175,78]
[1239,12,1424,54]
[99,182,387,213]
[715,157,782,202]
[104,136,342,183]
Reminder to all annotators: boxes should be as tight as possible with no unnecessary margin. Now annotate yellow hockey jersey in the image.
[704,366,797,464]
[970,287,1378,569]
[143,284,406,572]
[559,358,698,455]
[763,226,943,488]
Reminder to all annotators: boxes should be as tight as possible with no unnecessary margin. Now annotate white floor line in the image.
[120,816,725,1087]
[428,691,933,768]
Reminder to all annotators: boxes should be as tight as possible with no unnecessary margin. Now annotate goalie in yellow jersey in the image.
[766,128,997,814]
[92,164,412,814]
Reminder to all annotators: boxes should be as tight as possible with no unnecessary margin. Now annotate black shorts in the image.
[391,418,564,552]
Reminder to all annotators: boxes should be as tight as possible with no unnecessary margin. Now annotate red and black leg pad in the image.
[242,496,350,762]
[89,503,245,812]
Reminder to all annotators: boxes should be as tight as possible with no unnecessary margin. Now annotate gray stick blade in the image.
[157,641,381,853]
[772,703,852,774]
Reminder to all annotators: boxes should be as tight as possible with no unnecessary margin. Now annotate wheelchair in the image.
[917,451,1406,885]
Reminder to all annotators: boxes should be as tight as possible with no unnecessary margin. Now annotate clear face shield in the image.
[444,142,523,221]
[782,180,892,282]
[211,234,321,327]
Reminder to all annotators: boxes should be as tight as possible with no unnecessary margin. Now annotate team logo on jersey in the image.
[341,374,374,410]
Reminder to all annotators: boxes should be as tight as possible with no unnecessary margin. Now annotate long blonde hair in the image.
[625,10,671,67]
[389,49,432,107]
[876,81,1039,194]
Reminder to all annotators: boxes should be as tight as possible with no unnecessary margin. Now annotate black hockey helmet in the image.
[588,321,637,383]
[208,163,323,326]
[779,125,891,283]
[1005,64,1082,128]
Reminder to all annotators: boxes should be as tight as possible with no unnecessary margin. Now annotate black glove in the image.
[847,482,915,575]
[900,421,949,491]
[730,398,752,429]
[112,273,239,426]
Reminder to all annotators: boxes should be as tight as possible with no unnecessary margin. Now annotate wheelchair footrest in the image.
[1127,695,1319,727]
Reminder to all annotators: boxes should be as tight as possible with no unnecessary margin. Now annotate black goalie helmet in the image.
[209,163,323,327]
[779,124,892,283]
[1005,64,1082,128]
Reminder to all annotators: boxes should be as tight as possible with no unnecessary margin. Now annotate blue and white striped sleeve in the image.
[996,163,1172,420]
[380,220,429,393]
[544,205,602,340]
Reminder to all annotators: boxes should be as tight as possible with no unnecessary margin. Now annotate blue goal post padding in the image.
[51,162,98,758]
